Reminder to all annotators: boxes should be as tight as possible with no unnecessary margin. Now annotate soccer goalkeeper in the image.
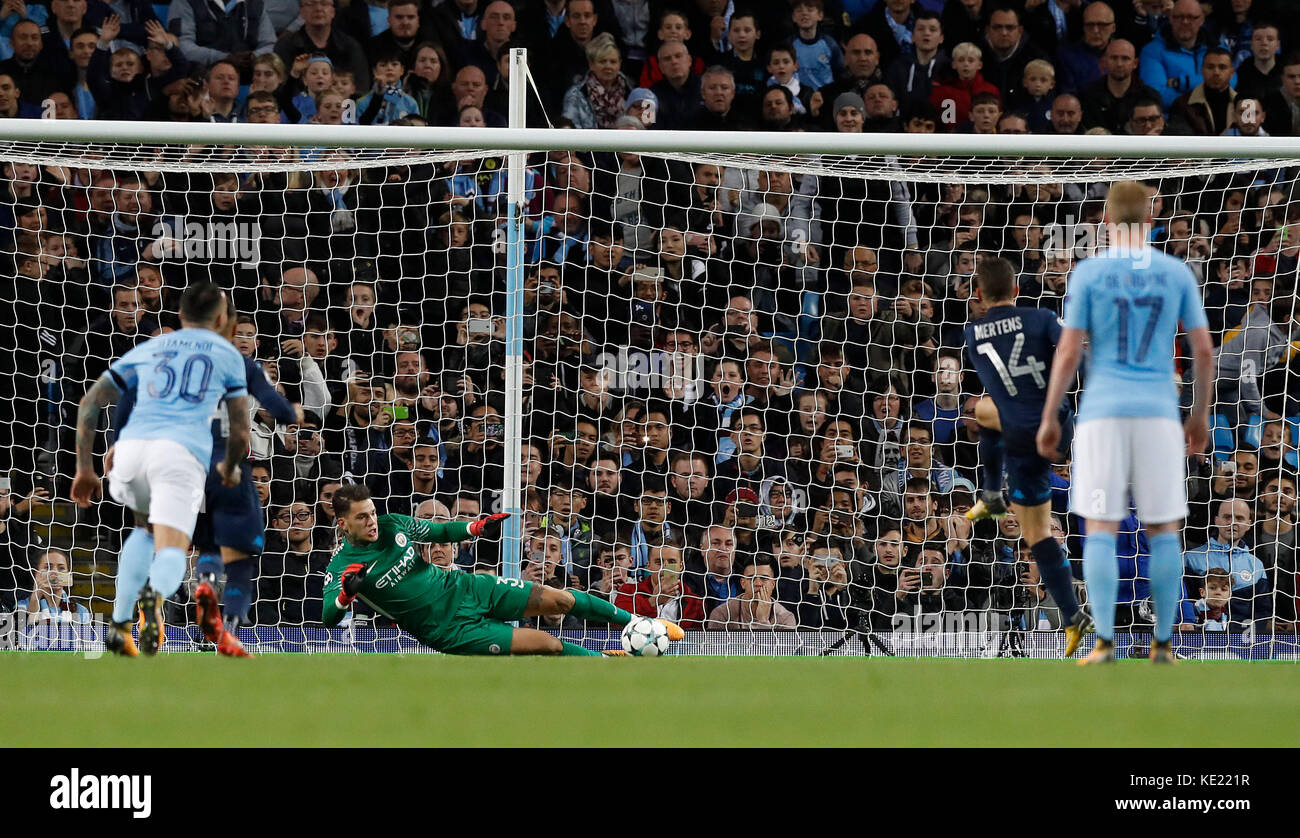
[323,484,683,655]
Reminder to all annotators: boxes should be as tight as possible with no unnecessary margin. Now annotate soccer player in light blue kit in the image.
[72,283,251,657]
[1037,182,1214,665]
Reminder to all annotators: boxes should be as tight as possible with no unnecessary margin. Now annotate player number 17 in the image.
[977,334,1046,397]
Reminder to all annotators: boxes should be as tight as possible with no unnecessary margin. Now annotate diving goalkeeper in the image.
[323,484,683,655]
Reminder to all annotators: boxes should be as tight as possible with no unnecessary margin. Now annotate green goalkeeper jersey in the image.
[321,514,473,632]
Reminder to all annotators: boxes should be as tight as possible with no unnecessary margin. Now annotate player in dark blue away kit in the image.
[962,257,1091,657]
[113,303,302,656]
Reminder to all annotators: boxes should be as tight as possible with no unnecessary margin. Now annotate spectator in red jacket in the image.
[615,543,706,629]
[930,41,1000,129]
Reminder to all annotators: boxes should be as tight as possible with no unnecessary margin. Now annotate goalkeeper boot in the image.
[137,588,165,657]
[601,649,630,657]
[105,620,139,658]
[1063,609,1094,658]
[1077,638,1115,666]
[656,619,685,642]
[965,491,1008,522]
[216,630,252,658]
[1150,639,1177,665]
[194,580,224,644]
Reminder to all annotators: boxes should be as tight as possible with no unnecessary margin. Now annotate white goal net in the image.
[3,122,1298,658]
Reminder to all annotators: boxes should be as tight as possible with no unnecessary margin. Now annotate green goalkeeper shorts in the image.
[426,573,535,656]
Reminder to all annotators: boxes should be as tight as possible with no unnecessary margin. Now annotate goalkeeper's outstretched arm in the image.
[398,513,511,543]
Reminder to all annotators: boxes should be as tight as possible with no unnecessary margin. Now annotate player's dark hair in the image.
[179,281,226,325]
[332,483,372,518]
[975,256,1017,302]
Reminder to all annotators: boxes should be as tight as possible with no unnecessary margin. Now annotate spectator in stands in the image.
[615,543,706,629]
[168,0,273,72]
[0,70,37,117]
[895,541,967,618]
[789,0,842,92]
[798,541,854,629]
[1080,38,1158,132]
[1048,93,1083,134]
[1213,293,1299,425]
[650,39,701,130]
[1192,566,1234,630]
[978,5,1046,103]
[543,0,601,102]
[1254,472,1299,630]
[275,0,370,92]
[668,451,715,531]
[942,0,989,50]
[1185,498,1272,628]
[1125,93,1167,135]
[930,41,999,129]
[1057,0,1115,92]
[884,423,959,500]
[365,0,431,70]
[884,9,949,108]
[1169,47,1237,135]
[1,18,73,106]
[1139,0,1214,110]
[687,524,739,616]
[1236,22,1281,101]
[461,0,515,85]
[17,547,89,621]
[1224,96,1268,137]
[562,33,632,129]
[912,353,963,445]
[257,500,329,625]
[706,553,796,629]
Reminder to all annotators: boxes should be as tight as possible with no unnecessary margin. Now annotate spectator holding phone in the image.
[21,548,90,622]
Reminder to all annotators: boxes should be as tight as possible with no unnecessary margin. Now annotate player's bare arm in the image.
[1185,325,1214,456]
[71,374,120,508]
[1036,327,1085,459]
[219,394,251,488]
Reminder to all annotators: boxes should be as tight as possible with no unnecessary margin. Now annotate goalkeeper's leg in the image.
[531,586,685,641]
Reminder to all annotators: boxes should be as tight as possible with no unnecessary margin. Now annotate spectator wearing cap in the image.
[275,0,371,91]
[615,543,706,630]
[649,38,701,130]
[884,9,950,108]
[831,89,865,132]
[625,86,657,125]
[929,41,1000,129]
[691,64,753,131]
[168,0,273,71]
[562,32,632,129]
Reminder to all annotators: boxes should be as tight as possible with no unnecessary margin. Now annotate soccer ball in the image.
[620,617,670,657]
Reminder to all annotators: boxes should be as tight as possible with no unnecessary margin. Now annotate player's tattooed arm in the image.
[221,395,251,486]
[75,375,120,473]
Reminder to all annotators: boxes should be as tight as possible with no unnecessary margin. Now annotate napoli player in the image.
[1037,181,1213,665]
[72,283,250,657]
[112,300,303,657]
[963,256,1091,657]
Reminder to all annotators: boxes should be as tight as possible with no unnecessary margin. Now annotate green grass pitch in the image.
[4,654,1297,747]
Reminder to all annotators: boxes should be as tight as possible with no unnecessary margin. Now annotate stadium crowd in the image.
[1,0,1299,640]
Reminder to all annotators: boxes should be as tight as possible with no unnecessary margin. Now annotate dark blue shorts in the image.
[192,465,265,555]
[1002,412,1074,508]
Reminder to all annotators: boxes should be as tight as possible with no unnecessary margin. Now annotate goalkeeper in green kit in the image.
[322,485,683,655]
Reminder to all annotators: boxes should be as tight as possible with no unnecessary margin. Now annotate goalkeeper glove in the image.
[335,563,368,609]
[468,512,511,538]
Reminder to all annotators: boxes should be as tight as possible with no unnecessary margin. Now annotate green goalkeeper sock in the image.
[559,640,602,656]
[565,590,632,625]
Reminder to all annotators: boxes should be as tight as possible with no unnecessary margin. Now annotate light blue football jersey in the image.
[107,328,248,465]
[1064,246,1209,422]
